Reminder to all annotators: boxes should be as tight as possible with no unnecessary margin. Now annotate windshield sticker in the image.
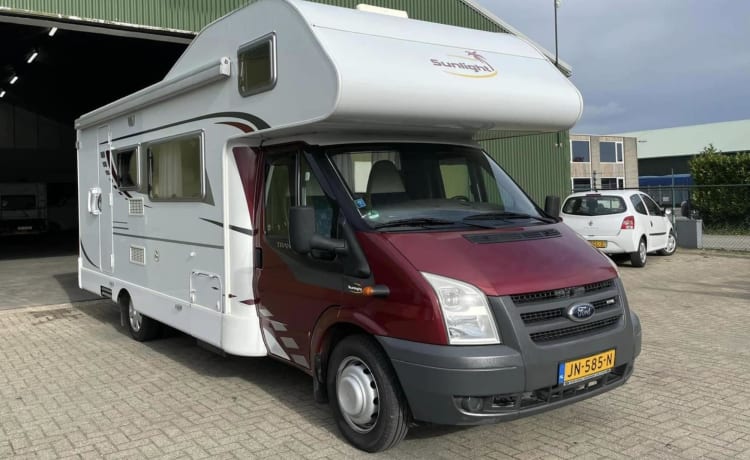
[430,50,498,79]
[354,198,367,209]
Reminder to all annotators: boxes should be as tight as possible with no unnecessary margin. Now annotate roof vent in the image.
[356,4,408,18]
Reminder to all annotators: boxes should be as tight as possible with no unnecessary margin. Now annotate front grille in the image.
[520,296,619,324]
[511,279,614,305]
[529,316,621,343]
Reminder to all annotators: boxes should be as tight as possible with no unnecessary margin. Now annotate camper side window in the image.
[115,148,139,190]
[238,33,276,97]
[148,134,203,201]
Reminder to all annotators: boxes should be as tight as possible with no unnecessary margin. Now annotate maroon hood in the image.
[382,223,617,296]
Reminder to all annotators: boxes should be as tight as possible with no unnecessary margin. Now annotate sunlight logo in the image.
[430,50,498,78]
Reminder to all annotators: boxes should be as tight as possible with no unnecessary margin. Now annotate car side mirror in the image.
[544,195,561,219]
[289,206,348,255]
[664,208,672,217]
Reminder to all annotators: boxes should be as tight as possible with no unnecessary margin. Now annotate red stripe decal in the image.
[216,121,255,133]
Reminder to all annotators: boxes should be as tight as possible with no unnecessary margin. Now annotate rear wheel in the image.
[126,298,161,341]
[327,335,409,452]
[630,237,647,267]
[658,231,677,256]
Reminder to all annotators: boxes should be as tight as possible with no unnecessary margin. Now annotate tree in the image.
[689,144,750,227]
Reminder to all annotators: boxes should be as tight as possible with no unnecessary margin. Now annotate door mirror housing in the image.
[544,195,561,219]
[289,206,347,255]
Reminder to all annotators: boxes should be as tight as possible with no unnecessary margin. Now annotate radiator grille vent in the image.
[129,246,146,265]
[128,198,144,215]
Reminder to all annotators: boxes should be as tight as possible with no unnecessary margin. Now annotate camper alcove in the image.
[78,0,640,453]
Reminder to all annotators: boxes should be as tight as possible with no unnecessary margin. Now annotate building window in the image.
[600,141,623,163]
[238,33,277,97]
[572,178,592,192]
[571,140,590,163]
[601,177,624,190]
[148,134,203,201]
[115,147,139,190]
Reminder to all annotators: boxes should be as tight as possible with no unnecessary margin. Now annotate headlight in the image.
[422,272,501,345]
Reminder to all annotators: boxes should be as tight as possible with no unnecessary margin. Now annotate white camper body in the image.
[77,0,581,357]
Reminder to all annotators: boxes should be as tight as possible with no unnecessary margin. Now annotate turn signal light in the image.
[621,216,635,229]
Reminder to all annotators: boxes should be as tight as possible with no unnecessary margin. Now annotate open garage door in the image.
[0,16,189,307]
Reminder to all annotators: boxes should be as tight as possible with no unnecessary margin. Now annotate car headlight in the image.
[422,272,501,345]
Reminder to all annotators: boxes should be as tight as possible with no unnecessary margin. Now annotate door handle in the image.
[88,188,102,215]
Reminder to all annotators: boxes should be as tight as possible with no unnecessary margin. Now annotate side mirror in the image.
[544,195,561,219]
[289,206,347,255]
[664,208,672,217]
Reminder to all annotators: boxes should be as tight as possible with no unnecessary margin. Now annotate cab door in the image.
[256,149,342,370]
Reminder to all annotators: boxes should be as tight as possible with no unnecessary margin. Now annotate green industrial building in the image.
[0,0,574,204]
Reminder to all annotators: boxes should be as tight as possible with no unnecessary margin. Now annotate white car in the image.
[561,190,677,267]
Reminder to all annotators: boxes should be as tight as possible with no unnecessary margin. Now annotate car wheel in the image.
[630,237,647,267]
[126,298,161,341]
[327,335,409,452]
[658,231,677,256]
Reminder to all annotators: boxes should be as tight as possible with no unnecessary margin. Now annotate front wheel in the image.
[658,231,677,256]
[327,335,409,452]
[630,237,647,267]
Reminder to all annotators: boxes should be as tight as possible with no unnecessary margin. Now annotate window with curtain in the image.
[149,135,202,201]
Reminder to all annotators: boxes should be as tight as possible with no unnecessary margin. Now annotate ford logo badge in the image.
[567,303,595,322]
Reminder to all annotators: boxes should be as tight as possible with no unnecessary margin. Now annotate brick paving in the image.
[0,249,749,459]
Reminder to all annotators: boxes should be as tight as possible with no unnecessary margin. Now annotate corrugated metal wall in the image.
[0,0,508,33]
[481,132,572,204]
[0,0,569,203]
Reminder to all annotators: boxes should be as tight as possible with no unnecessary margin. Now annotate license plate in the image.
[590,240,607,249]
[558,350,615,386]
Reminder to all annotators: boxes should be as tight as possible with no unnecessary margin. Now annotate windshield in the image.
[562,195,627,216]
[326,143,545,230]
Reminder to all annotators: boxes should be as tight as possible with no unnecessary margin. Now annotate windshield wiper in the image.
[373,218,459,229]
[373,217,496,230]
[463,211,556,224]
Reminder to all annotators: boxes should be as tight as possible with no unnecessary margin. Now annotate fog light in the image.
[460,396,483,412]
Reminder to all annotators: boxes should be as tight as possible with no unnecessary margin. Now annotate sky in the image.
[474,0,750,135]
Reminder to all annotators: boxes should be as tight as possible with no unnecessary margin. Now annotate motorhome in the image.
[76,0,641,452]
[0,182,47,236]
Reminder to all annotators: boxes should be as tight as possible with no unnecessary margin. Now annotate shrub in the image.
[689,144,750,227]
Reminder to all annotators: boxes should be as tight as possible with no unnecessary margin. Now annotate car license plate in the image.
[558,350,615,386]
[590,240,607,249]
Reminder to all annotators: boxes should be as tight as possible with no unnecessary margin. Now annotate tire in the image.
[658,231,677,256]
[126,298,161,341]
[630,237,647,267]
[327,335,409,452]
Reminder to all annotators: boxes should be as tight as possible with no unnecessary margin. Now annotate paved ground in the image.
[0,248,749,458]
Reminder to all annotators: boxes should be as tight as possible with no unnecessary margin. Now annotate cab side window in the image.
[630,195,647,215]
[300,156,334,239]
[264,155,295,238]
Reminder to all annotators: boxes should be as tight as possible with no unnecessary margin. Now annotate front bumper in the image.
[378,335,636,425]
[377,279,642,426]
